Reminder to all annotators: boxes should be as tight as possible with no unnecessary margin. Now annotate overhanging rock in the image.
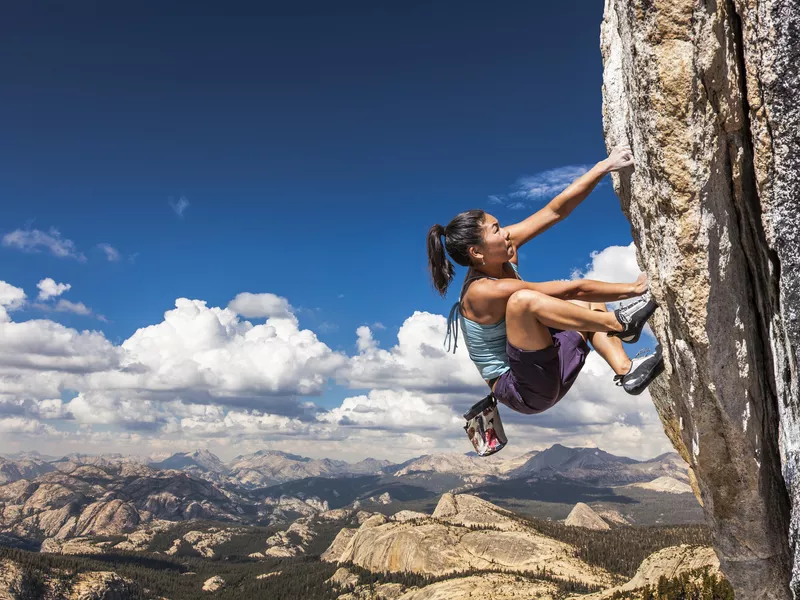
[601,0,799,597]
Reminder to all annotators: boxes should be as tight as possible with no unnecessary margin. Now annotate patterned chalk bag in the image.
[463,393,508,457]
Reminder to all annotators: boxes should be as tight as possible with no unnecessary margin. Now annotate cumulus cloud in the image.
[342,312,486,397]
[37,278,71,301]
[101,298,347,400]
[0,416,53,435]
[321,389,461,431]
[0,317,120,373]
[2,228,85,261]
[97,243,121,262]
[227,293,293,319]
[0,246,673,462]
[0,282,26,322]
[574,242,642,283]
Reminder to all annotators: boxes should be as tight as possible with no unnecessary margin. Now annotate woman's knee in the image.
[507,289,547,316]
[590,301,609,313]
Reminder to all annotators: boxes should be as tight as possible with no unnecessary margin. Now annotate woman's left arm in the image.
[526,273,648,303]
[505,145,634,249]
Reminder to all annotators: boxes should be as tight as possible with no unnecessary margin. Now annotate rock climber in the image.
[426,145,664,418]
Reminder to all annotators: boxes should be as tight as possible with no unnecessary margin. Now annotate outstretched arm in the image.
[481,273,647,304]
[505,145,634,249]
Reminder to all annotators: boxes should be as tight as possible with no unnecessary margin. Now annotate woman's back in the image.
[447,262,521,381]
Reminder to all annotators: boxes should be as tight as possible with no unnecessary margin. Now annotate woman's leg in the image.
[584,302,632,376]
[505,290,622,351]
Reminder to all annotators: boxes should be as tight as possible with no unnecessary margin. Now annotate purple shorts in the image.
[493,329,590,415]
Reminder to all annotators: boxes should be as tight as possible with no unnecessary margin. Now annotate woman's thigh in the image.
[504,291,555,351]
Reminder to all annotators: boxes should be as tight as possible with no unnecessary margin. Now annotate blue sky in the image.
[0,2,665,461]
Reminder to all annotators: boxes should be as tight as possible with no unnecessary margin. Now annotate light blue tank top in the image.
[444,262,521,381]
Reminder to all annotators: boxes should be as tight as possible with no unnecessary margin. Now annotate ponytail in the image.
[427,224,455,297]
[426,209,486,298]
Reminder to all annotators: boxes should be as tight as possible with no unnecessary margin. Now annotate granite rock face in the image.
[601,0,799,597]
[583,544,721,599]
[564,503,611,531]
[323,494,614,588]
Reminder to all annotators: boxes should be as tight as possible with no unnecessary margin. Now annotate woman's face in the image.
[477,214,514,264]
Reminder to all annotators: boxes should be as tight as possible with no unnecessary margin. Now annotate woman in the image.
[426,146,663,417]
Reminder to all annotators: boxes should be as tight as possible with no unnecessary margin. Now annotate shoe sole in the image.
[624,359,665,396]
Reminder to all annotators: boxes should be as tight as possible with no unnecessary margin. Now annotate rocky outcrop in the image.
[0,456,54,484]
[391,511,428,523]
[431,492,518,530]
[0,558,136,599]
[263,494,329,519]
[263,518,317,557]
[595,509,630,526]
[601,0,800,597]
[565,503,611,531]
[166,527,237,558]
[322,527,358,562]
[582,544,721,599]
[395,573,558,600]
[629,476,693,495]
[41,536,107,555]
[328,567,361,590]
[323,494,614,588]
[202,575,225,592]
[0,465,249,544]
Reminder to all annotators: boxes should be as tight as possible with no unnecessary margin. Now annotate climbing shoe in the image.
[614,345,664,395]
[609,293,657,344]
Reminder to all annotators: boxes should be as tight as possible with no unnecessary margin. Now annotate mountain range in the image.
[0,444,688,490]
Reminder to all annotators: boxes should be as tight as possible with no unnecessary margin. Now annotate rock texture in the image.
[166,527,237,558]
[202,575,225,592]
[628,476,693,494]
[0,558,137,599]
[565,503,611,530]
[323,494,614,588]
[582,544,721,599]
[601,0,799,597]
[395,573,557,600]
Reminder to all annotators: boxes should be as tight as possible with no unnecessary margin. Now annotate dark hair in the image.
[426,209,486,297]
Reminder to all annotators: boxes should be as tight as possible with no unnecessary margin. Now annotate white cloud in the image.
[88,298,347,400]
[490,165,595,208]
[342,312,486,397]
[0,282,26,323]
[169,196,190,217]
[33,399,71,420]
[321,389,461,431]
[55,300,92,316]
[575,242,641,283]
[227,293,293,319]
[2,228,85,261]
[0,416,53,435]
[0,244,672,462]
[37,278,71,301]
[0,317,120,373]
[97,243,121,262]
[512,165,594,201]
